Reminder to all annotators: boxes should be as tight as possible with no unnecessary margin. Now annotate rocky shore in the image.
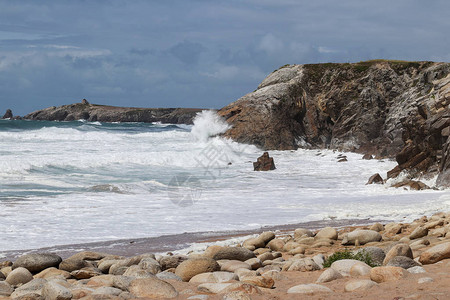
[218,60,450,187]
[11,99,202,124]
[2,213,450,299]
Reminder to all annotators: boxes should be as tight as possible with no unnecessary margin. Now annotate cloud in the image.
[169,41,206,65]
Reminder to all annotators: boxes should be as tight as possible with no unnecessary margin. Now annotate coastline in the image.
[1,218,388,262]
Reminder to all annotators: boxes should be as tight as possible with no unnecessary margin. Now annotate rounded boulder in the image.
[175,258,220,282]
[12,253,62,273]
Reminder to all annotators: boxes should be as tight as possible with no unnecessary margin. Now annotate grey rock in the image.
[59,258,90,272]
[354,247,385,266]
[6,267,34,286]
[92,286,123,296]
[342,230,382,245]
[407,266,426,274]
[387,256,420,269]
[210,247,255,262]
[0,281,13,296]
[42,281,72,300]
[12,253,62,273]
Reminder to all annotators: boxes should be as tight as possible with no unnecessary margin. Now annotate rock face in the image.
[218,61,450,185]
[253,152,276,171]
[23,101,202,124]
[2,109,13,119]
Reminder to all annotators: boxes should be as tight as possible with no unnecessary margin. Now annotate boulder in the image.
[70,267,103,279]
[267,239,285,251]
[59,258,90,272]
[369,223,384,232]
[128,277,178,298]
[391,180,429,190]
[6,267,34,286]
[253,152,276,171]
[330,259,371,277]
[366,173,384,184]
[0,281,13,296]
[42,281,72,300]
[2,109,13,119]
[9,278,47,299]
[122,265,155,278]
[189,271,238,283]
[344,279,378,292]
[240,276,274,288]
[383,243,413,265]
[220,260,252,272]
[156,271,183,282]
[287,283,333,294]
[175,258,220,282]
[12,253,62,273]
[316,268,343,283]
[34,267,71,280]
[294,228,314,239]
[362,154,373,160]
[370,266,407,283]
[349,263,372,276]
[410,226,429,239]
[160,255,187,270]
[315,227,338,240]
[386,256,420,269]
[287,258,320,272]
[342,230,381,245]
[419,241,450,264]
[209,247,255,261]
[67,251,106,261]
[197,282,260,294]
[354,247,385,266]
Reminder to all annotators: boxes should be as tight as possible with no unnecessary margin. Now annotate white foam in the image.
[190,110,230,142]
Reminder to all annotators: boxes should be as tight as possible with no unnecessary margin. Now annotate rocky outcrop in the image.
[253,152,276,171]
[2,109,13,119]
[24,99,202,124]
[218,60,450,185]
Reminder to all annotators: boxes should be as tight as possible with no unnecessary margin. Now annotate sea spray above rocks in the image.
[190,110,231,142]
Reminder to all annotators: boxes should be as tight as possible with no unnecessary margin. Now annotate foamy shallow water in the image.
[1,113,450,252]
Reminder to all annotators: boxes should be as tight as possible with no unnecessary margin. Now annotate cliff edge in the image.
[218,60,450,186]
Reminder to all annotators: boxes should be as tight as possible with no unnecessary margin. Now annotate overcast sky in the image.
[1,1,449,116]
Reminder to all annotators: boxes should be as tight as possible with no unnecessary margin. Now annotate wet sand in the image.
[1,218,387,261]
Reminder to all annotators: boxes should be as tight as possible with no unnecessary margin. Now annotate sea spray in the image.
[190,110,230,142]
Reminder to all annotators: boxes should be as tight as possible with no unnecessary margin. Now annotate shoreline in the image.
[1,218,388,261]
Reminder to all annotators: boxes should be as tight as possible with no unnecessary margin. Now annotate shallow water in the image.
[1,113,449,253]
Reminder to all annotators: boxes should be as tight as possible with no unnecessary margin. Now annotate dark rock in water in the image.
[23,101,202,125]
[362,154,373,160]
[12,253,62,273]
[253,152,276,171]
[391,180,429,190]
[338,158,348,162]
[2,109,13,119]
[367,173,384,185]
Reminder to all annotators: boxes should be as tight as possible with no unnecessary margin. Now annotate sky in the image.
[0,1,449,116]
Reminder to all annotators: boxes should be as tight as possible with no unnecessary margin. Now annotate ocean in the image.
[1,111,450,255]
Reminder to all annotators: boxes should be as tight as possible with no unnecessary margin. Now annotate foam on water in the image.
[0,116,450,251]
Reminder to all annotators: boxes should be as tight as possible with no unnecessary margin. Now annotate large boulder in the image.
[2,109,13,119]
[315,227,338,240]
[370,266,407,283]
[12,253,62,273]
[342,230,382,245]
[6,267,33,286]
[42,281,72,300]
[419,242,450,264]
[383,243,413,265]
[128,277,178,298]
[208,247,256,261]
[175,258,220,282]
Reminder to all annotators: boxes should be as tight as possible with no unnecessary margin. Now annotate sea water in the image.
[1,111,450,252]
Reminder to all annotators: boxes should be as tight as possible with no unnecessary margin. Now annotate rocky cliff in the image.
[218,60,450,186]
[24,100,202,124]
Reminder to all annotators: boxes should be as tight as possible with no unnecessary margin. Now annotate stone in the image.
[9,278,47,298]
[354,247,385,266]
[42,281,72,300]
[2,109,13,119]
[12,253,62,273]
[128,277,178,298]
[287,258,320,272]
[370,266,407,283]
[289,246,306,255]
[244,258,261,270]
[242,232,275,249]
[256,252,274,263]
[383,243,413,265]
[175,258,220,282]
[384,223,403,235]
[0,281,13,296]
[92,286,123,296]
[59,258,90,272]
[156,271,183,282]
[369,223,384,232]
[316,268,343,283]
[419,242,450,264]
[315,227,338,240]
[122,265,155,278]
[387,256,420,269]
[287,283,333,294]
[294,228,314,239]
[330,260,371,277]
[67,251,106,261]
[210,247,255,262]
[240,276,274,288]
[410,226,429,239]
[342,230,382,245]
[392,180,429,190]
[160,255,187,270]
[362,154,373,160]
[86,274,115,287]
[312,254,325,268]
[349,263,372,276]
[367,173,384,184]
[81,99,90,105]
[222,291,252,300]
[6,267,34,286]
[34,268,71,280]
[112,275,134,291]
[344,279,378,292]
[197,282,260,294]
[70,267,103,279]
[266,239,285,251]
[253,152,276,171]
[220,261,251,273]
[189,271,237,283]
